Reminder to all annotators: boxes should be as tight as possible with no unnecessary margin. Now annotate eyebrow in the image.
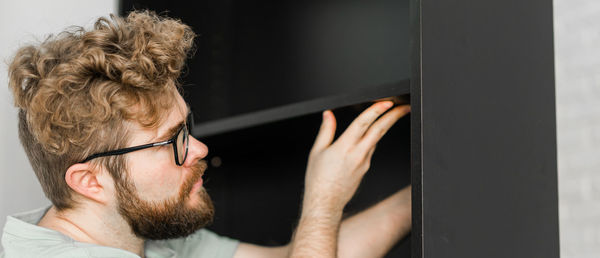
[154,120,185,143]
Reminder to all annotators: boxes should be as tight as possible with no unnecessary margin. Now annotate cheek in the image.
[127,149,183,202]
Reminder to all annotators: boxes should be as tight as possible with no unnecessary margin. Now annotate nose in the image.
[184,135,209,167]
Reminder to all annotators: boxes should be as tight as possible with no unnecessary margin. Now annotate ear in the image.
[65,163,109,205]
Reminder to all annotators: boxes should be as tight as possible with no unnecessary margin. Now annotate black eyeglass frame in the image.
[80,114,192,166]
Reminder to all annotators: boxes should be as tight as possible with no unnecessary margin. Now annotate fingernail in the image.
[383,101,394,108]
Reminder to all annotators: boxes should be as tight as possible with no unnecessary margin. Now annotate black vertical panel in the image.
[409,0,423,257]
[420,0,558,258]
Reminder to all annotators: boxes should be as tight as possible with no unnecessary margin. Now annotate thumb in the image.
[311,110,337,153]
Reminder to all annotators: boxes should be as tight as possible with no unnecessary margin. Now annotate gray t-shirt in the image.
[0,206,239,258]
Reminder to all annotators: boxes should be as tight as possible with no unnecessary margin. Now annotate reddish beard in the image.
[115,160,214,240]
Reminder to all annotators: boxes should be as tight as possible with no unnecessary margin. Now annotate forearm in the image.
[288,202,343,258]
[337,186,412,258]
[286,186,411,258]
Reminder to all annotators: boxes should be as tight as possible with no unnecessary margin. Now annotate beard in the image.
[114,160,214,240]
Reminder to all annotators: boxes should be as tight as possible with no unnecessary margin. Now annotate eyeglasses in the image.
[80,113,193,166]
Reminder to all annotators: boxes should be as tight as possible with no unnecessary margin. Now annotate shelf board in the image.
[192,80,410,137]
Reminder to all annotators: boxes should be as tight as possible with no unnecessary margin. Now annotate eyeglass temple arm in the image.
[80,140,173,163]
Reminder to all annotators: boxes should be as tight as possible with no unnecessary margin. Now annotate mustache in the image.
[180,160,208,196]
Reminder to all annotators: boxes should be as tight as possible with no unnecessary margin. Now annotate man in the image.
[2,11,411,258]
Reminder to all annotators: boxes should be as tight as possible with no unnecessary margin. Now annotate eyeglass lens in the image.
[176,125,189,164]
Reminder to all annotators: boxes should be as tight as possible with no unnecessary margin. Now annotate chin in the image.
[187,188,209,208]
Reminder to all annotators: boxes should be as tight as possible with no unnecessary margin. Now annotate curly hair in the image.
[7,11,196,210]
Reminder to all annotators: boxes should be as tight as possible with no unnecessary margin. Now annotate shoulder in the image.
[1,233,138,258]
[1,240,138,258]
[2,206,138,258]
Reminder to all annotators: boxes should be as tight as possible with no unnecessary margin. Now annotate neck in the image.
[38,205,145,257]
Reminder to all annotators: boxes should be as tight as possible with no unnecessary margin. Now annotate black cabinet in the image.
[121,0,558,257]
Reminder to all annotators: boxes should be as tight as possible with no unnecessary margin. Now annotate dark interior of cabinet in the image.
[120,0,413,257]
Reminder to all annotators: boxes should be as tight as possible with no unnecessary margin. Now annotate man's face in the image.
[111,94,214,240]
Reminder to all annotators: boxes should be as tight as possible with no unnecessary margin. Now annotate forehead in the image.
[172,93,189,117]
[160,93,188,130]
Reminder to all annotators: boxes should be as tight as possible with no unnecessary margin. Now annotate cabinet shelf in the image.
[192,80,410,137]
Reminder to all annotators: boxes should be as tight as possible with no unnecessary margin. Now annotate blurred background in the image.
[0,0,598,257]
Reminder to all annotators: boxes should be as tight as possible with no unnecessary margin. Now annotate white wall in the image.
[0,0,117,252]
[555,0,600,257]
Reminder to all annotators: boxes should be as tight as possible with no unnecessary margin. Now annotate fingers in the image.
[355,105,410,154]
[336,101,395,146]
[311,110,337,153]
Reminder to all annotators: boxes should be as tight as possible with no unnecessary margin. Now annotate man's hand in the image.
[289,101,411,257]
[234,103,411,258]
[303,101,411,213]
